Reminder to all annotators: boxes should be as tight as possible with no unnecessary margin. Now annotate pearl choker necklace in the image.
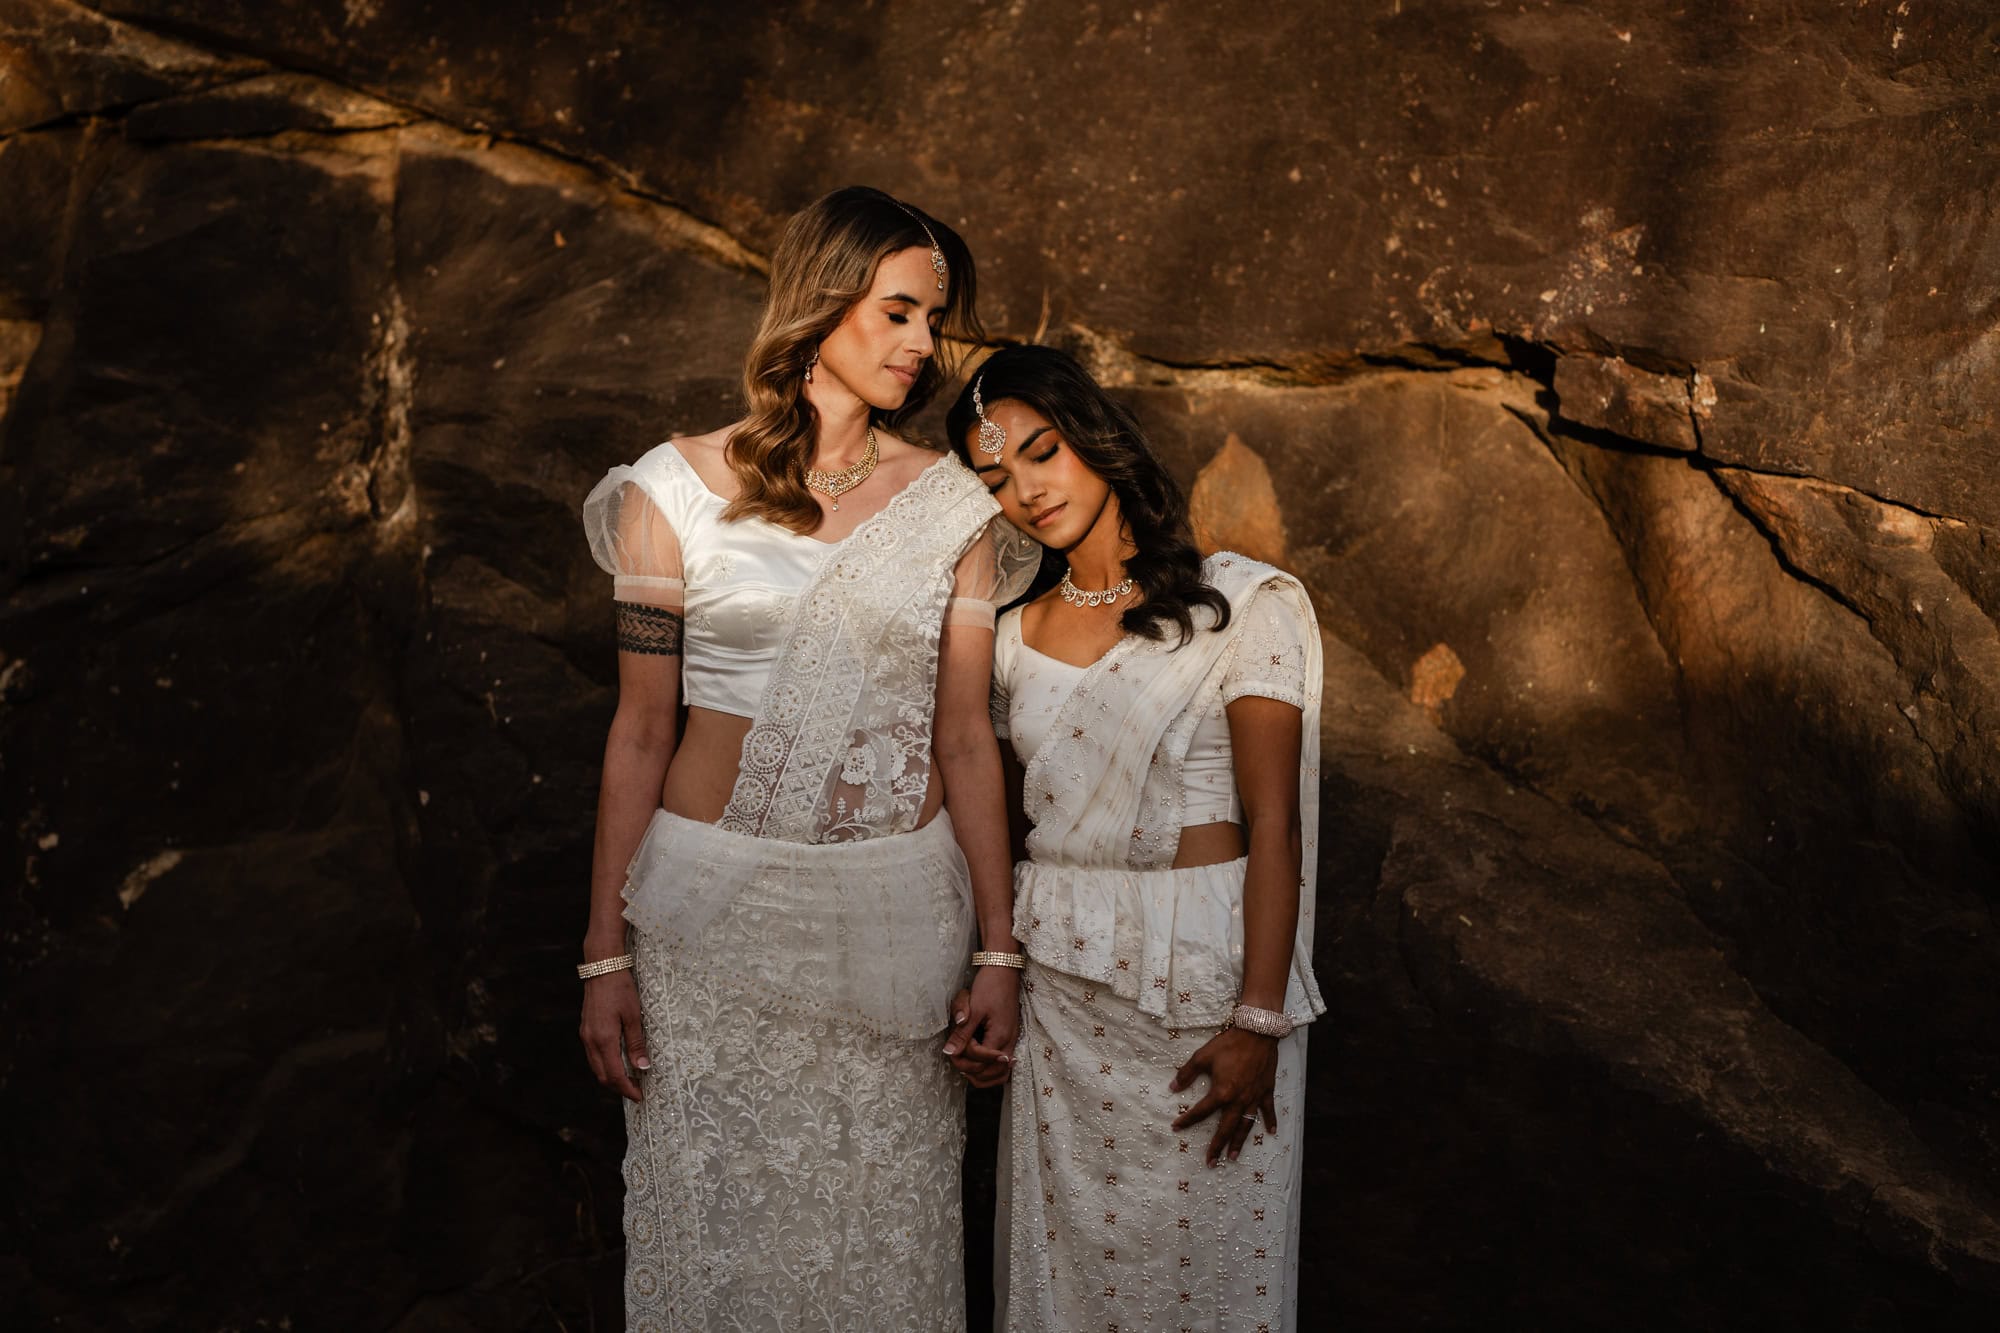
[1058,571,1135,609]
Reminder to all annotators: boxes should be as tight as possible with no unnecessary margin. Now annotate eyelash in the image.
[887,313,943,329]
[987,443,1059,492]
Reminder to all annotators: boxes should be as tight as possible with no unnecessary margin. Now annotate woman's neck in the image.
[1063,497,1135,590]
[803,379,873,467]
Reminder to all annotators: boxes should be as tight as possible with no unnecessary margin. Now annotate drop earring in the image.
[804,349,819,383]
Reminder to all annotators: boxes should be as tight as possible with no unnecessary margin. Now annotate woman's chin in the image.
[868,378,914,411]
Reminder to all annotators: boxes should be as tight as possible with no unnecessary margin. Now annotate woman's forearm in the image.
[936,730,1021,952]
[1237,810,1303,1012]
[585,710,679,955]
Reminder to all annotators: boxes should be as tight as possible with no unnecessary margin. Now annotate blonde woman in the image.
[947,345,1324,1332]
[579,187,1036,1330]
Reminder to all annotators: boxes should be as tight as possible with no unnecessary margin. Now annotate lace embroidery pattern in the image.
[624,930,969,1331]
[720,458,998,844]
[615,601,685,656]
[620,810,977,1040]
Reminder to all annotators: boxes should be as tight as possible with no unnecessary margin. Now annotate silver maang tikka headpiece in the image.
[971,375,1006,456]
[895,202,948,291]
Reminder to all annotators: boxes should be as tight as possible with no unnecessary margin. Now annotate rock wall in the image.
[3,1,1997,1328]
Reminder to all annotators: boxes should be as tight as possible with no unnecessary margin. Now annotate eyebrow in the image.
[973,425,1050,472]
[880,291,948,315]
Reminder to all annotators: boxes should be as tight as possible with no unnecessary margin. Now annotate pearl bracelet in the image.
[971,950,1026,970]
[577,954,635,980]
[1225,1003,1294,1038]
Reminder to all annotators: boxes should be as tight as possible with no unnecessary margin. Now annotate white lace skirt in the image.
[997,956,1308,1333]
[621,812,973,1332]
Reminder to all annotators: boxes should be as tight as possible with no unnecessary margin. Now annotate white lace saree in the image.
[585,450,1036,1332]
[994,554,1326,1333]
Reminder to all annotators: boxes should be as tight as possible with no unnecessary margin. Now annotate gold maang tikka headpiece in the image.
[972,374,1006,456]
[895,202,948,291]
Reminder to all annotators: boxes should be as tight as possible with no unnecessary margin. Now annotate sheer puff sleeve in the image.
[582,467,684,611]
[988,611,1021,741]
[1219,584,1312,709]
[945,514,1042,631]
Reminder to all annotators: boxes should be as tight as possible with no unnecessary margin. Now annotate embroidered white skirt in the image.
[620,811,974,1332]
[997,955,1308,1333]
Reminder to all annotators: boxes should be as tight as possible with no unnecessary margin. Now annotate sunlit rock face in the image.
[3,2,1996,1328]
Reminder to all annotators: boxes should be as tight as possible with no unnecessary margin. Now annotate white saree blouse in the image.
[990,556,1327,1028]
[994,592,1312,826]
[580,438,1039,1032]
[584,440,1027,719]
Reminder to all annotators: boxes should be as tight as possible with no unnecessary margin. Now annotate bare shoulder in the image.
[672,424,737,460]
[670,423,745,496]
[1018,589,1061,639]
[872,428,949,485]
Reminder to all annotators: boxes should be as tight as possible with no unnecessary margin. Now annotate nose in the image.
[909,322,935,359]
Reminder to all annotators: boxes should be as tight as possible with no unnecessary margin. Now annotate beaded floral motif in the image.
[1000,555,1329,1027]
[1001,960,1304,1330]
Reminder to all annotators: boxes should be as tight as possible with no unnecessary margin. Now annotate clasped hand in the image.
[943,967,1020,1088]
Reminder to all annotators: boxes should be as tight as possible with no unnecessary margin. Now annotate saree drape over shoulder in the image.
[992,554,1326,1333]
[583,443,1036,1332]
[1007,554,1325,1028]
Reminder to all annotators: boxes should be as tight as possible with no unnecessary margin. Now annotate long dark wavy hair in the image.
[727,186,980,533]
[946,345,1228,645]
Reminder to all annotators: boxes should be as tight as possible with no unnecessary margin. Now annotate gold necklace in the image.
[1058,570,1136,608]
[803,426,879,511]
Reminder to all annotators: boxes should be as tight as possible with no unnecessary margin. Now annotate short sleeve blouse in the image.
[1217,586,1313,708]
[581,467,685,610]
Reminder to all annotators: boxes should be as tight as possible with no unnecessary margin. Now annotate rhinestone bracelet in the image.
[1225,1003,1294,1038]
[971,950,1027,970]
[577,954,635,980]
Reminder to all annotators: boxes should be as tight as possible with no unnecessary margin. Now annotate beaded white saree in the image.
[616,456,1034,1332]
[996,554,1326,1333]
[1011,555,1324,1027]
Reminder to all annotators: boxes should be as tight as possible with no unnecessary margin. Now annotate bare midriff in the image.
[1170,819,1245,869]
[660,704,947,829]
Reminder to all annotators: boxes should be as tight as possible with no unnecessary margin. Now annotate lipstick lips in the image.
[1030,502,1067,529]
[886,364,919,387]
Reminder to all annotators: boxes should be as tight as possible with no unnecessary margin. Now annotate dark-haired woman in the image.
[578,187,1036,1330]
[946,346,1324,1332]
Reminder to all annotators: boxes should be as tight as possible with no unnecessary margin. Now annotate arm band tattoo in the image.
[614,601,684,656]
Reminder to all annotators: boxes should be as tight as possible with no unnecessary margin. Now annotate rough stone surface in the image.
[1188,432,1289,568]
[4,2,1998,1329]
[1551,352,1705,452]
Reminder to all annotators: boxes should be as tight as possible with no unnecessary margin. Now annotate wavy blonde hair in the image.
[724,186,982,533]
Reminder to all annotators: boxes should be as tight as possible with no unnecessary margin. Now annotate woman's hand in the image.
[942,968,1021,1088]
[1169,1027,1279,1166]
[581,970,650,1102]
